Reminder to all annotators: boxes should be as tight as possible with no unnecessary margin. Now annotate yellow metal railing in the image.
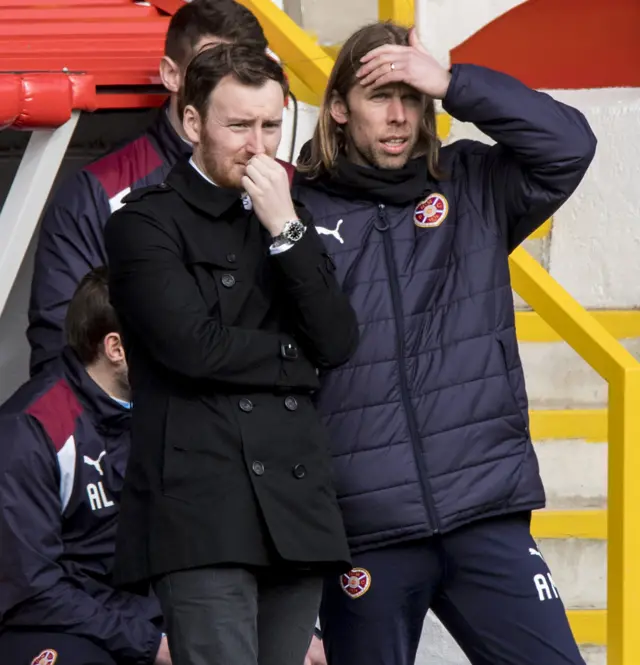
[511,248,640,665]
[237,0,332,106]
[243,0,640,660]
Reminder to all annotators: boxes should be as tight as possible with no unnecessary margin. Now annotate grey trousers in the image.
[154,567,323,665]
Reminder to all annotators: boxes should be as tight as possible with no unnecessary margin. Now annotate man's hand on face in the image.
[355,27,451,100]
[241,154,298,238]
[154,635,172,665]
[305,635,328,665]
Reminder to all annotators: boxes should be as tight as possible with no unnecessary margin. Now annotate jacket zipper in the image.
[376,203,441,534]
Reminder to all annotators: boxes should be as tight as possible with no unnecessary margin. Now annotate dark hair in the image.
[165,0,268,67]
[179,42,289,120]
[65,267,121,365]
[297,21,442,179]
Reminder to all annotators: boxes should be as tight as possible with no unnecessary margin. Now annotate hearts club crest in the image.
[340,567,372,599]
[414,193,449,228]
[31,650,58,665]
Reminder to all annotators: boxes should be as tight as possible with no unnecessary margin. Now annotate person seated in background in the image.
[27,0,268,377]
[0,267,170,665]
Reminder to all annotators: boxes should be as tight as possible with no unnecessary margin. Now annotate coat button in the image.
[226,253,237,263]
[238,398,253,413]
[221,274,235,288]
[292,464,306,479]
[252,461,265,476]
[284,396,298,411]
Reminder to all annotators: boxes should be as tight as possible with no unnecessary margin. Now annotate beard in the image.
[116,363,131,399]
[199,131,246,189]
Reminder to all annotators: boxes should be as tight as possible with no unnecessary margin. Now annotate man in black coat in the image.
[104,43,359,665]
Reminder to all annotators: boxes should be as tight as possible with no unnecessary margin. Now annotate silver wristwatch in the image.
[271,218,306,248]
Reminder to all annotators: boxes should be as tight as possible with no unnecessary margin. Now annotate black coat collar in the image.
[165,158,245,219]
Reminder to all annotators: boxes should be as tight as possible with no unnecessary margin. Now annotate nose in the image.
[387,95,407,124]
[246,128,265,156]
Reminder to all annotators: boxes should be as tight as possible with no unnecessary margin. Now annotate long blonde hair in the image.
[297,22,442,179]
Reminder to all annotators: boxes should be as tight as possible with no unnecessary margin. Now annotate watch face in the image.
[284,220,305,242]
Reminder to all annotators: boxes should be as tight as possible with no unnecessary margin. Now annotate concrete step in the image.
[536,538,606,609]
[519,338,640,410]
[535,440,607,510]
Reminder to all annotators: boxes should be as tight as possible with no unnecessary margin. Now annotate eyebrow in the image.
[225,117,282,123]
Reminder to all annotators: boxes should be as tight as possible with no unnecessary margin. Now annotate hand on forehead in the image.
[355,28,451,100]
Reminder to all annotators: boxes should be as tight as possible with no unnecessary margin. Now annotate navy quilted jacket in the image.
[0,348,162,663]
[293,64,597,553]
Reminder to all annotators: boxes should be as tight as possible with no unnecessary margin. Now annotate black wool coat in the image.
[104,159,358,587]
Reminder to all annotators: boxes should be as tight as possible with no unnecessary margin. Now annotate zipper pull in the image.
[374,203,390,232]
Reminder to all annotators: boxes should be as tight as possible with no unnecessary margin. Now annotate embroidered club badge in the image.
[414,193,449,228]
[340,567,372,599]
[31,650,58,665]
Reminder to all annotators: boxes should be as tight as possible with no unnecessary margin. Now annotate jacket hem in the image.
[347,500,546,554]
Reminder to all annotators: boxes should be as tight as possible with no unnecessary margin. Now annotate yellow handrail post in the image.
[509,246,640,663]
[607,367,640,665]
[379,0,414,26]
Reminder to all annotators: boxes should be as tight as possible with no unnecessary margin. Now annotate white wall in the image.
[546,88,640,308]
[444,86,640,309]
[277,99,319,164]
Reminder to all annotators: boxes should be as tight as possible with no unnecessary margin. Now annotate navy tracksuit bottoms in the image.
[0,631,117,665]
[320,513,586,665]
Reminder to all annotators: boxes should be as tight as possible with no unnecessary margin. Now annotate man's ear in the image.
[329,91,349,125]
[103,332,125,365]
[159,55,182,94]
[182,105,202,145]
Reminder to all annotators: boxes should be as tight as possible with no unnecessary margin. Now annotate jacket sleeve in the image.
[442,64,597,252]
[271,212,359,368]
[104,207,319,389]
[27,171,111,376]
[0,415,161,665]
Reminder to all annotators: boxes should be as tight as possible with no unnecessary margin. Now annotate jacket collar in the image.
[165,158,246,219]
[147,101,193,166]
[61,347,131,436]
[295,140,435,206]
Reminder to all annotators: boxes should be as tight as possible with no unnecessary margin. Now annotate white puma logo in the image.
[529,547,545,560]
[316,219,344,244]
[83,451,106,476]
